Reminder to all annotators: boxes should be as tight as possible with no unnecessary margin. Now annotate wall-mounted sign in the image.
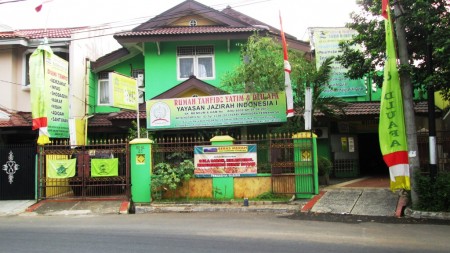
[311,27,366,97]
[194,144,257,177]
[136,154,145,165]
[109,72,137,110]
[46,53,69,138]
[146,92,287,130]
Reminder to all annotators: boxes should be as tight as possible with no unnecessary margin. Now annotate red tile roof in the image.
[313,101,434,117]
[0,112,32,127]
[88,114,113,127]
[341,102,381,116]
[0,101,435,128]
[115,26,263,37]
[110,111,146,120]
[0,27,86,39]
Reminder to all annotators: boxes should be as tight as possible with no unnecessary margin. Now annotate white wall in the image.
[69,25,122,119]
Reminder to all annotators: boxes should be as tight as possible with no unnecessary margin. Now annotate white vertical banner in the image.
[304,87,312,130]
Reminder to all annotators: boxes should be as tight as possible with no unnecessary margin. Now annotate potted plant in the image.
[318,156,333,185]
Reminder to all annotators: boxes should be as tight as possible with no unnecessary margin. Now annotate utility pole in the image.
[393,2,420,205]
[427,37,437,180]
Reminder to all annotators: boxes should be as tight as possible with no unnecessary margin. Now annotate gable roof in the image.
[91,47,132,73]
[132,0,248,31]
[152,76,227,99]
[0,27,86,40]
[114,0,310,53]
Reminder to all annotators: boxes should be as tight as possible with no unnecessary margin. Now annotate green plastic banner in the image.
[46,159,76,178]
[46,53,70,138]
[91,158,119,177]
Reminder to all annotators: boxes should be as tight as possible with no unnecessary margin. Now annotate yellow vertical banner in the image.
[29,45,52,145]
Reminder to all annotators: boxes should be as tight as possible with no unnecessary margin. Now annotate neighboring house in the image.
[0,24,124,144]
[0,27,80,143]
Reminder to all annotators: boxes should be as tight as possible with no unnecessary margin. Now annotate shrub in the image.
[414,171,450,212]
[318,156,332,176]
[255,191,290,201]
[151,153,195,200]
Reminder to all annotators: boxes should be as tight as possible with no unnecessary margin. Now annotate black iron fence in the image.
[37,139,130,200]
[152,132,315,196]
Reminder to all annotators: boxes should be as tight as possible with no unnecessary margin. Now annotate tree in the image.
[221,34,348,132]
[337,0,449,99]
[337,0,449,205]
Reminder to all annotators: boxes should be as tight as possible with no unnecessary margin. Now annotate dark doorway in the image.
[358,133,389,176]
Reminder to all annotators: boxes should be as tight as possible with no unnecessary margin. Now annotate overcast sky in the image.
[0,0,360,41]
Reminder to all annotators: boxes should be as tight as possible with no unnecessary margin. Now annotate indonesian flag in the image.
[35,0,53,12]
[379,1,410,191]
[279,12,294,117]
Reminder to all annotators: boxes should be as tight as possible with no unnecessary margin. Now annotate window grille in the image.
[177,46,214,56]
[132,69,144,79]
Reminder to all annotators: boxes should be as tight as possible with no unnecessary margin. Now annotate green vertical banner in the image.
[29,45,69,144]
[379,1,410,191]
[29,45,52,145]
[46,53,69,138]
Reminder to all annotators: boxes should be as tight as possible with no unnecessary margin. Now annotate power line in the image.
[0,0,277,48]
[0,0,27,5]
[0,0,281,85]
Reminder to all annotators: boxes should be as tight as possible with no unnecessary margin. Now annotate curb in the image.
[25,201,44,213]
[119,201,130,214]
[134,205,298,214]
[404,208,450,220]
[133,201,302,214]
[395,193,408,218]
[301,191,325,212]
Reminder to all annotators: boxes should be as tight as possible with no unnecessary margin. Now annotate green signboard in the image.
[312,27,366,97]
[46,53,69,138]
[146,92,287,130]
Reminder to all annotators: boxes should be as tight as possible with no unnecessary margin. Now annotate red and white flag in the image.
[279,12,294,118]
[35,0,53,12]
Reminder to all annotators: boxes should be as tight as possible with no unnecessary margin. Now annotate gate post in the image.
[210,135,235,200]
[293,132,319,199]
[130,138,153,203]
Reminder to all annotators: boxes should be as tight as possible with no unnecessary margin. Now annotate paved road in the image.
[1,212,449,253]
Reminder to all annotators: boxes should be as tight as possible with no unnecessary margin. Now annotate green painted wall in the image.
[144,40,244,99]
[316,139,331,160]
[88,70,97,114]
[212,177,234,199]
[91,54,144,113]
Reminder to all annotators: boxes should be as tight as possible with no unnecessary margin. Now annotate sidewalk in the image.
[0,188,402,218]
[0,200,36,216]
[1,177,449,220]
